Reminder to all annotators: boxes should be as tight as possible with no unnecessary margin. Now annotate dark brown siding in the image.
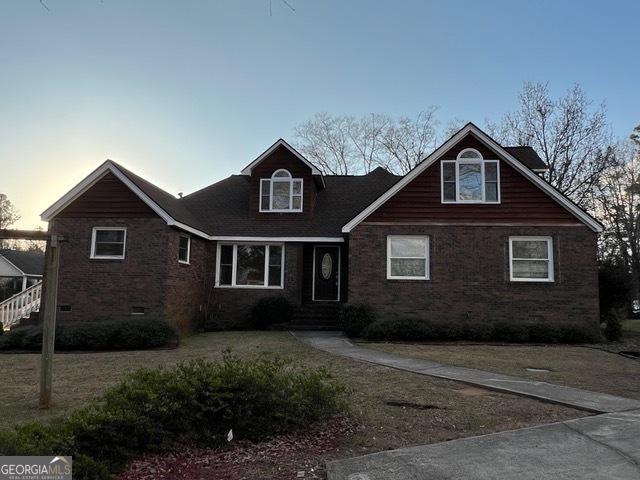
[249,145,317,218]
[366,133,579,225]
[57,172,157,218]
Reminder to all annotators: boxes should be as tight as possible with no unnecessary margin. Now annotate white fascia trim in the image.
[40,160,212,240]
[341,123,604,233]
[210,236,344,243]
[241,139,325,186]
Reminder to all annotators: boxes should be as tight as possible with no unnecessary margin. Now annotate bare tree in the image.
[0,194,19,230]
[294,109,441,175]
[294,113,357,175]
[488,82,615,209]
[378,108,439,174]
[594,128,640,303]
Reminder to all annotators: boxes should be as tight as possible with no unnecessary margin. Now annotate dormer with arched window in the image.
[259,169,304,212]
[441,148,500,203]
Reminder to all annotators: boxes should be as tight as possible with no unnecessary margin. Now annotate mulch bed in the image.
[119,415,360,480]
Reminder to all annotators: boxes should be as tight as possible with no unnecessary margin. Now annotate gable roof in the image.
[41,160,211,239]
[181,167,399,238]
[240,139,326,187]
[0,249,45,276]
[341,123,604,233]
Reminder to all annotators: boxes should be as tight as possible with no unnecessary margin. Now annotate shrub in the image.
[250,296,294,329]
[0,318,178,351]
[361,318,599,344]
[603,309,622,342]
[340,303,376,337]
[0,356,345,478]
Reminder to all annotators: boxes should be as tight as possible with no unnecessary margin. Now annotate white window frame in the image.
[259,169,303,213]
[90,227,127,260]
[441,149,500,204]
[387,235,430,280]
[178,235,191,264]
[509,236,554,283]
[215,242,285,289]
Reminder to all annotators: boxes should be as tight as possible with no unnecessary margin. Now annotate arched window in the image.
[441,149,500,203]
[260,169,303,212]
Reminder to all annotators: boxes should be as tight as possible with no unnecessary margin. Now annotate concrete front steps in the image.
[290,303,341,330]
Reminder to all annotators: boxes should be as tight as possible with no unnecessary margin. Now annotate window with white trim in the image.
[216,244,284,288]
[441,149,500,203]
[387,236,429,280]
[90,227,126,259]
[509,236,554,282]
[260,169,303,212]
[178,235,191,264]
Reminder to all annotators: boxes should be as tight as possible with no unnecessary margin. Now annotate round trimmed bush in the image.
[250,296,294,329]
[340,303,375,337]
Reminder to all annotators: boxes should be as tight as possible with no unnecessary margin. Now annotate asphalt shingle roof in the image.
[108,145,546,238]
[0,250,45,275]
[180,167,401,237]
[504,146,548,171]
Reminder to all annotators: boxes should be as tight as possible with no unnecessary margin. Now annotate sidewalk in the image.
[292,331,640,479]
[293,331,640,414]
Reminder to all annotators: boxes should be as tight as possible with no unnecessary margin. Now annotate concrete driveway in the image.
[327,410,640,479]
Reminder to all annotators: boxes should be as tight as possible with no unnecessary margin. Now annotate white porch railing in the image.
[0,280,43,330]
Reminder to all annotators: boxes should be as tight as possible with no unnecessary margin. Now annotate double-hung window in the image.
[441,149,500,203]
[260,169,303,212]
[90,227,126,259]
[509,236,554,282]
[216,243,284,288]
[178,235,191,264]
[387,236,430,280]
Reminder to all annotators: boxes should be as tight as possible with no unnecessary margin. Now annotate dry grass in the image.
[0,331,582,455]
[365,341,640,400]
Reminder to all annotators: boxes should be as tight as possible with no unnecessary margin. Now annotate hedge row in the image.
[361,317,600,344]
[0,356,346,478]
[0,318,178,351]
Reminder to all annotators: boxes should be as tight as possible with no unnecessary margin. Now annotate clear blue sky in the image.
[1,0,638,228]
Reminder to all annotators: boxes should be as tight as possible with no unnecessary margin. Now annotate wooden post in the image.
[39,235,61,409]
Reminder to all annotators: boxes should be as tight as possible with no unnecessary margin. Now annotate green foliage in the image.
[0,318,178,351]
[362,318,600,344]
[340,303,376,337]
[0,356,346,478]
[250,296,294,329]
[603,309,623,342]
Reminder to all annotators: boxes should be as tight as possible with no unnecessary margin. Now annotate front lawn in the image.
[365,341,640,400]
[0,332,582,478]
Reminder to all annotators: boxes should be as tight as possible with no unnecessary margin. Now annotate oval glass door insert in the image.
[321,253,333,279]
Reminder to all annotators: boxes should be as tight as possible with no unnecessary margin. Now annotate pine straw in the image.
[120,415,360,480]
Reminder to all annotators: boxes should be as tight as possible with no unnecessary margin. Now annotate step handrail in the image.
[0,280,43,330]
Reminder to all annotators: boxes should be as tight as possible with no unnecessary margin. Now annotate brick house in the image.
[41,123,603,333]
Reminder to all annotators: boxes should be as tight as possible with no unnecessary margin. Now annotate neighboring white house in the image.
[0,250,44,302]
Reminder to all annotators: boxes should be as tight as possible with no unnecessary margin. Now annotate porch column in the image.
[22,276,27,291]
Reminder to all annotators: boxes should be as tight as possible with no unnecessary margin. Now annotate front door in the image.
[313,246,340,301]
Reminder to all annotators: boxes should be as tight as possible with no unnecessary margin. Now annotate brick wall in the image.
[210,242,303,327]
[163,232,216,332]
[348,224,599,331]
[50,217,171,323]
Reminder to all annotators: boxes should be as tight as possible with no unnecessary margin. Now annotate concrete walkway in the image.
[293,331,640,479]
[293,331,640,413]
[327,409,640,479]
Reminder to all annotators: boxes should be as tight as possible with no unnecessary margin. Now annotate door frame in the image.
[311,245,341,302]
